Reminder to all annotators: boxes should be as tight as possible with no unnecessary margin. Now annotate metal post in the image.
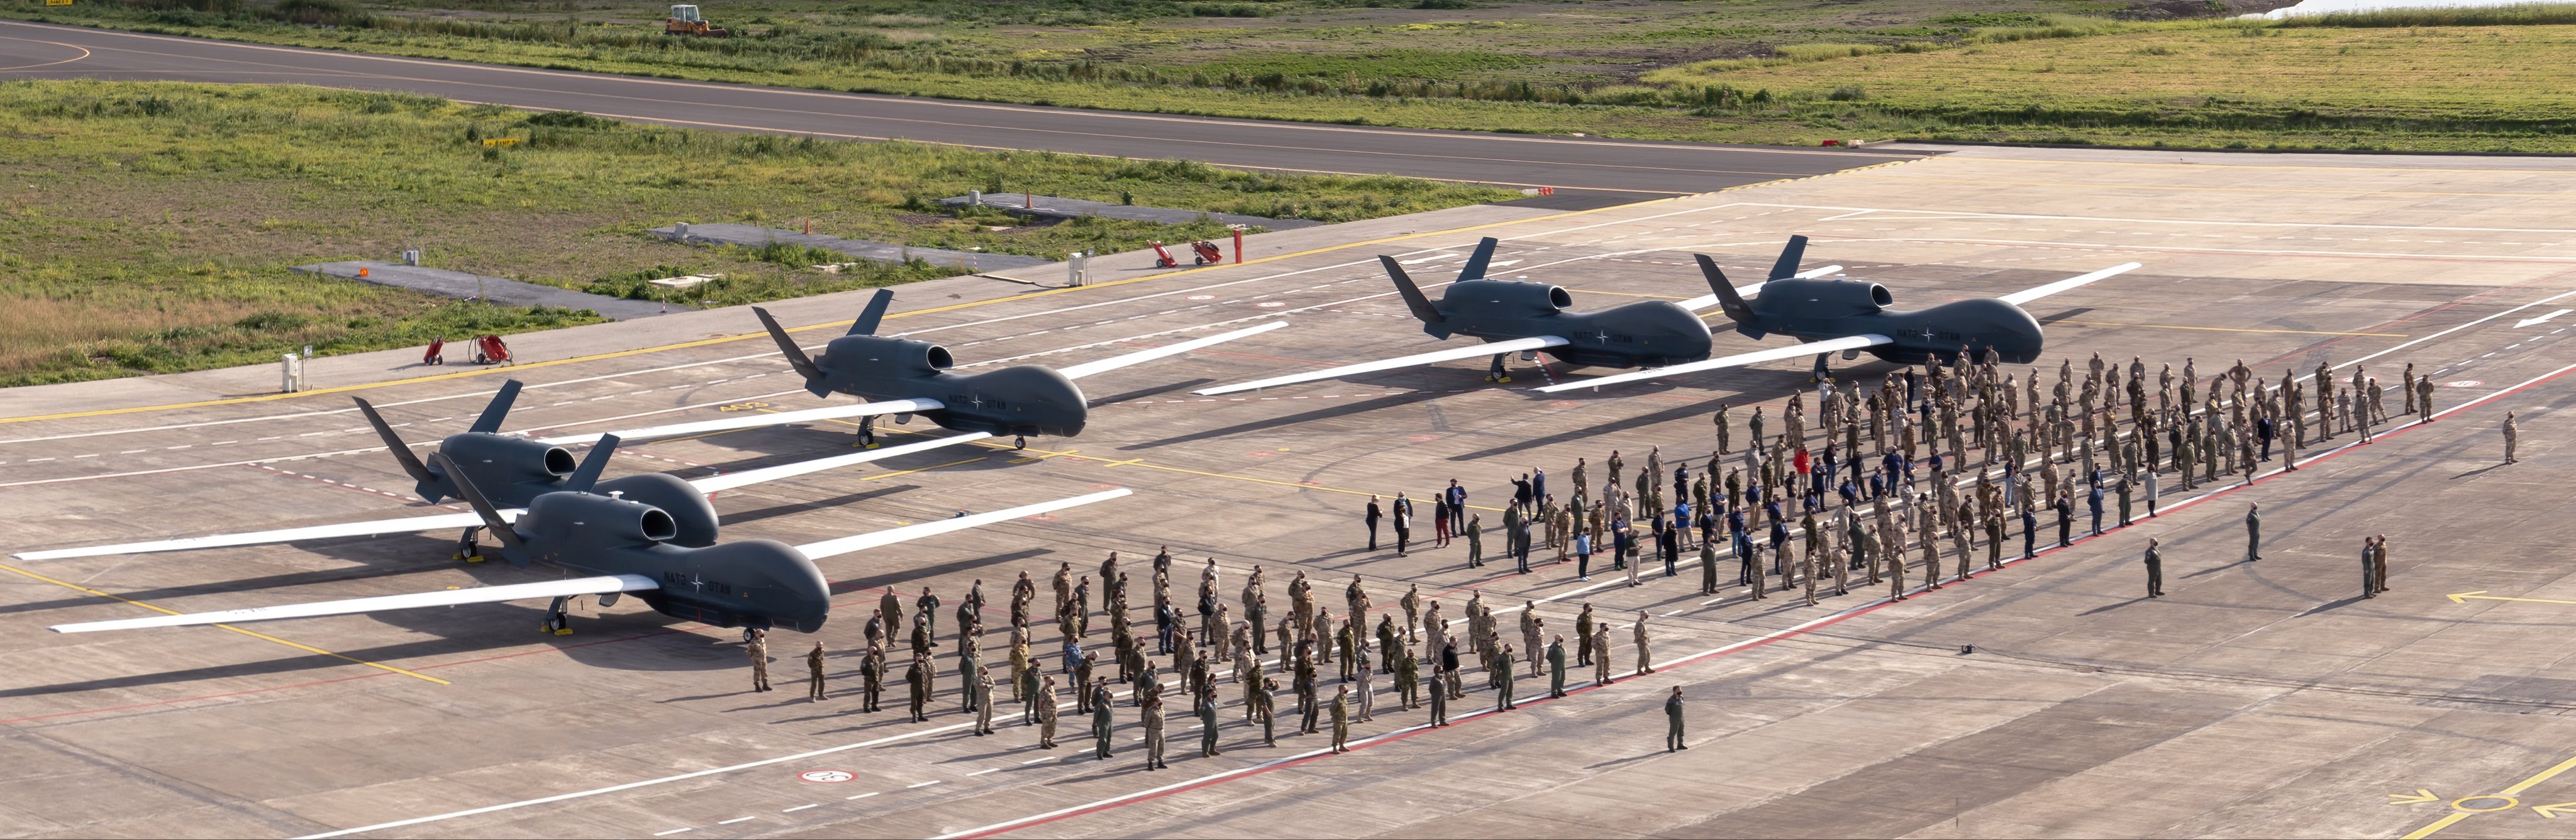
[1233,228,1245,264]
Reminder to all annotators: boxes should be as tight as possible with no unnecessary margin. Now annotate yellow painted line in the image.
[2404,753,2576,838]
[863,456,986,480]
[2403,812,2472,839]
[0,35,90,71]
[0,199,1679,427]
[1856,171,2560,199]
[0,562,450,685]
[2447,590,2576,606]
[2050,319,2406,338]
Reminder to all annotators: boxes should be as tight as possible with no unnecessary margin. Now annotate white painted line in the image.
[652,828,692,836]
[1019,757,1055,765]
[846,792,879,800]
[907,781,942,789]
[782,804,818,813]
[716,817,755,826]
[966,768,999,776]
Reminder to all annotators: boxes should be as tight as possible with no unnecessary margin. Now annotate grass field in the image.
[15,0,2576,150]
[0,80,1512,387]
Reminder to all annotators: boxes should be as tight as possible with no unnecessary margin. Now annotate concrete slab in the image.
[292,261,683,321]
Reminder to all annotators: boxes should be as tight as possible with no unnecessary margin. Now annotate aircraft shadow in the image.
[1118,391,1452,451]
[827,548,1054,597]
[720,485,916,528]
[1091,379,1216,406]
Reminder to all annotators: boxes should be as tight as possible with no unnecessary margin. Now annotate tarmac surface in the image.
[0,19,1920,196]
[4,146,2576,840]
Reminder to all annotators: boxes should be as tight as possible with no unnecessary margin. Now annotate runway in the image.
[0,19,1920,196]
[4,146,2576,839]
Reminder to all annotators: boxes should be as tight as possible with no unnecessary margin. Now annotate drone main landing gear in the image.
[856,417,880,450]
[540,596,575,636]
[455,526,484,562]
[1810,352,1833,384]
[1014,436,1027,450]
[1484,353,1513,384]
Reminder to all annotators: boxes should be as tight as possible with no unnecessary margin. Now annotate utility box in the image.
[401,248,421,267]
[1066,251,1089,287]
[279,353,304,393]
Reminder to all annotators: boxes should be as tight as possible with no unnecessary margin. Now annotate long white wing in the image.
[49,574,657,633]
[13,436,988,560]
[687,433,991,494]
[1054,322,1288,380]
[1194,336,1570,396]
[1996,263,2142,306]
[795,489,1133,561]
[13,509,523,561]
[535,398,945,445]
[1535,334,1892,393]
[1677,263,1843,311]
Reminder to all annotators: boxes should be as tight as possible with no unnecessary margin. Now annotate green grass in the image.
[23,0,2576,150]
[0,79,1513,387]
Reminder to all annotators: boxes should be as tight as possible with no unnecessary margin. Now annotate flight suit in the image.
[1092,683,1115,759]
[1252,677,1279,746]
[1666,691,1687,751]
[1198,691,1221,758]
[1494,652,1516,712]
[1547,640,1568,698]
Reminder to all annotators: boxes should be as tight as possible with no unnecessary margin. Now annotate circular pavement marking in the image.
[2446,380,2484,388]
[2450,795,2518,812]
[799,770,855,783]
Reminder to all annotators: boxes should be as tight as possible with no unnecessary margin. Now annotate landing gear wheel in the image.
[540,595,574,636]
[743,628,758,644]
[1014,436,1027,450]
[858,417,880,450]
[455,526,484,562]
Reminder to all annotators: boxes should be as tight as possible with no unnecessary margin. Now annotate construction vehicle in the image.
[665,4,728,38]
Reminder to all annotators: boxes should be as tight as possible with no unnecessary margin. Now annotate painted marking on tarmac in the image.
[716,816,755,826]
[0,562,448,685]
[651,828,692,836]
[781,804,818,813]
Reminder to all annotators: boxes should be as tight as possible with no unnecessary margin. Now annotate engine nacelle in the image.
[1756,277,1892,321]
[523,492,679,546]
[440,434,577,480]
[594,472,719,547]
[1445,279,1572,319]
[820,334,954,379]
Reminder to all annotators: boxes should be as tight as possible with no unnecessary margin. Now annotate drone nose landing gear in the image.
[1014,436,1027,450]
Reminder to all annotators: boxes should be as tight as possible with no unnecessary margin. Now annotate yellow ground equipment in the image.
[665,4,728,37]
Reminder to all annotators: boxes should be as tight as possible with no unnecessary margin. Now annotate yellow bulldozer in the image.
[664,4,728,37]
